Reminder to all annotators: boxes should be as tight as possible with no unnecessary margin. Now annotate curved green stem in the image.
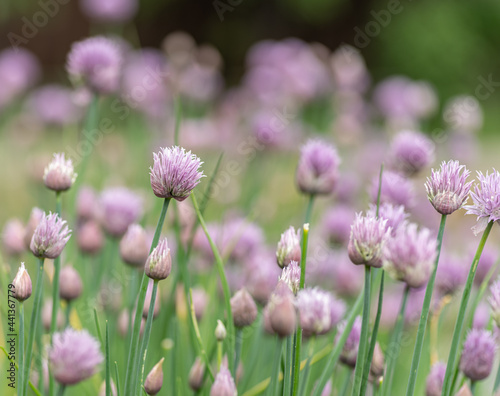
[405,214,447,396]
[441,221,494,396]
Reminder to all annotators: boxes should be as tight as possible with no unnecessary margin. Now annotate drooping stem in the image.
[441,221,494,396]
[268,337,283,396]
[405,213,447,396]
[124,198,170,395]
[234,328,243,376]
[351,265,372,396]
[381,285,410,396]
[23,258,45,396]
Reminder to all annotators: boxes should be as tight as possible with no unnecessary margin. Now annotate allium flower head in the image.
[276,226,301,268]
[144,358,164,395]
[24,207,44,249]
[43,153,77,192]
[383,222,437,288]
[425,160,473,215]
[120,224,149,267]
[77,220,104,255]
[77,186,98,220]
[296,287,345,337]
[28,85,83,126]
[98,187,143,237]
[12,262,32,302]
[48,328,103,385]
[267,281,297,337]
[189,357,205,392]
[367,202,409,234]
[464,169,500,235]
[59,266,83,302]
[2,219,25,256]
[425,362,446,396]
[322,205,355,246]
[488,278,500,328]
[348,213,390,268]
[296,139,340,195]
[30,212,71,259]
[210,366,237,396]
[460,329,496,381]
[231,288,258,328]
[145,238,172,281]
[279,260,301,294]
[66,36,123,94]
[150,146,204,201]
[79,0,138,23]
[435,253,468,296]
[338,316,361,367]
[370,170,414,208]
[390,130,435,176]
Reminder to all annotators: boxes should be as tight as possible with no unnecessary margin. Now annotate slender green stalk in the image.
[234,328,243,375]
[64,302,71,328]
[375,164,384,216]
[19,302,25,396]
[304,194,315,225]
[494,358,500,393]
[339,370,351,396]
[23,258,44,396]
[405,214,447,396]
[441,221,494,396]
[191,193,235,374]
[470,381,476,395]
[0,346,42,396]
[298,337,315,396]
[56,384,66,396]
[351,266,372,396]
[106,321,111,396]
[93,308,103,345]
[217,341,223,371]
[77,94,99,184]
[292,223,311,396]
[36,324,44,391]
[360,271,385,395]
[381,286,410,396]
[115,361,121,396]
[124,198,170,395]
[283,335,292,396]
[269,338,284,396]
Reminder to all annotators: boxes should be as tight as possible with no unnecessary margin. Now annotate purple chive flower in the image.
[425,160,473,215]
[435,252,468,296]
[66,36,123,94]
[48,328,103,385]
[245,248,281,305]
[210,366,237,396]
[79,0,138,23]
[12,262,32,302]
[389,130,435,176]
[488,279,500,328]
[77,220,104,255]
[370,170,414,208]
[473,246,498,286]
[383,222,437,289]
[30,213,71,259]
[464,169,500,235]
[231,288,258,328]
[338,316,362,367]
[24,207,44,249]
[425,362,446,396]
[296,287,345,337]
[59,266,83,302]
[150,146,204,201]
[279,260,301,295]
[322,205,355,246]
[267,280,298,337]
[367,202,409,234]
[77,186,98,220]
[145,238,172,281]
[43,153,78,192]
[473,303,490,329]
[348,213,390,268]
[120,224,149,267]
[2,219,25,256]
[460,329,496,381]
[296,139,340,195]
[276,226,301,268]
[98,187,143,237]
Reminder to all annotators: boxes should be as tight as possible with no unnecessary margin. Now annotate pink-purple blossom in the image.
[30,212,71,259]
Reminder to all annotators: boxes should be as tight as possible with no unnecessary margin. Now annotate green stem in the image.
[405,214,447,396]
[494,357,500,393]
[106,321,111,396]
[56,384,66,396]
[298,337,315,396]
[124,198,170,395]
[234,328,243,375]
[339,369,351,396]
[77,94,99,184]
[283,335,292,396]
[19,302,25,396]
[23,258,45,396]
[268,338,283,396]
[114,361,121,396]
[304,194,315,225]
[470,380,476,395]
[217,341,223,371]
[441,221,494,396]
[64,301,71,328]
[382,286,410,396]
[292,222,311,396]
[351,265,372,396]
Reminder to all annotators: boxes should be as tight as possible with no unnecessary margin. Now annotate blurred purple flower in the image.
[276,226,301,268]
[2,219,25,256]
[30,212,71,259]
[210,366,237,396]
[279,260,301,295]
[28,85,83,126]
[245,248,281,305]
[337,316,361,367]
[426,362,446,396]
[370,170,414,208]
[367,202,409,234]
[473,302,490,329]
[443,95,483,133]
[322,205,355,247]
[330,45,370,93]
[435,252,468,296]
[390,130,435,176]
[460,329,496,381]
[98,187,143,237]
[79,0,138,23]
[120,224,149,267]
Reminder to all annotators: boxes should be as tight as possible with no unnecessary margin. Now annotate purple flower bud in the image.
[370,170,414,208]
[99,379,117,396]
[488,279,500,328]
[231,288,258,328]
[435,252,468,296]
[296,287,345,337]
[367,202,409,234]
[189,357,205,391]
[473,303,489,329]
[24,207,44,249]
[348,213,390,268]
[276,226,301,268]
[246,249,281,305]
[79,0,138,23]
[30,212,71,259]
[48,328,103,385]
[150,146,204,201]
[77,220,104,255]
[279,260,301,295]
[98,187,143,237]
[383,222,437,289]
[2,219,25,256]
[144,358,164,395]
[267,282,297,337]
[389,130,435,176]
[425,160,473,215]
[77,186,98,220]
[460,329,496,381]
[296,139,340,195]
[455,385,473,396]
[191,287,208,321]
[119,224,149,267]
[425,362,446,396]
[66,36,123,94]
[59,266,83,301]
[210,366,237,396]
[12,262,32,302]
[338,316,361,367]
[43,153,77,192]
[464,169,500,235]
[145,238,172,280]
[322,205,355,246]
[42,299,63,331]
[370,342,385,380]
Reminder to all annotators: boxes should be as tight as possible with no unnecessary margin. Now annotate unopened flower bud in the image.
[42,299,63,331]
[43,153,77,192]
[144,358,164,395]
[231,288,258,328]
[2,219,26,256]
[12,262,32,301]
[268,283,297,338]
[77,220,104,255]
[145,238,172,280]
[215,320,227,341]
[426,362,446,396]
[370,342,385,380]
[59,266,83,301]
[210,366,237,396]
[276,226,301,268]
[99,379,117,396]
[188,357,205,391]
[455,385,472,396]
[120,224,149,267]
